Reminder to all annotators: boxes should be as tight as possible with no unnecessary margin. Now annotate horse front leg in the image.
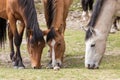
[81,0,89,21]
[8,24,15,61]
[15,21,25,69]
[8,16,25,69]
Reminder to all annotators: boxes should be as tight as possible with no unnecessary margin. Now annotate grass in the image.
[0,68,120,80]
[0,29,120,80]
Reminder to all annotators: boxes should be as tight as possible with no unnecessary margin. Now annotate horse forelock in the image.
[46,27,56,42]
[85,28,93,41]
[46,0,56,29]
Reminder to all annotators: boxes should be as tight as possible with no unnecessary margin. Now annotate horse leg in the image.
[81,0,89,21]
[16,21,25,68]
[8,25,15,61]
[43,0,52,58]
[88,0,94,18]
[8,16,25,68]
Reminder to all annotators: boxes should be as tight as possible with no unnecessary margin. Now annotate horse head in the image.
[85,27,106,69]
[44,27,65,70]
[27,28,45,69]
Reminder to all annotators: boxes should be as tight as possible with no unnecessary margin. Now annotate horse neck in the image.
[94,0,116,37]
[22,6,39,30]
[18,0,39,30]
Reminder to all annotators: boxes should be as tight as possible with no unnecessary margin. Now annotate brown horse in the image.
[43,0,73,70]
[0,0,45,69]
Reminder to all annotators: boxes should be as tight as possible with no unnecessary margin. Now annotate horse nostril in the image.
[57,63,61,67]
[87,64,99,69]
[96,67,99,69]
[33,67,37,69]
[88,64,95,69]
[91,64,95,69]
[88,64,90,69]
[33,66,40,69]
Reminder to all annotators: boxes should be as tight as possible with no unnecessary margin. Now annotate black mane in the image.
[85,0,104,40]
[46,27,56,42]
[18,0,44,42]
[46,0,56,42]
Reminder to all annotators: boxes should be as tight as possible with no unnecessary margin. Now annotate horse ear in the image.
[89,27,96,34]
[42,29,50,36]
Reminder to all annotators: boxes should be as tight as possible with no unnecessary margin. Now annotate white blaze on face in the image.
[51,39,56,67]
[85,39,96,67]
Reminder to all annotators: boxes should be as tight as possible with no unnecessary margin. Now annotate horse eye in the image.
[57,43,61,46]
[91,44,95,47]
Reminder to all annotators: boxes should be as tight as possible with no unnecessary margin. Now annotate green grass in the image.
[0,29,120,80]
[0,68,120,80]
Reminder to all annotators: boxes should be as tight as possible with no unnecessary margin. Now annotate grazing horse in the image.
[43,0,73,70]
[85,0,120,69]
[81,0,94,21]
[0,0,45,69]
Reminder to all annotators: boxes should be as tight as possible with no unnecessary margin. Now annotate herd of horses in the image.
[0,0,120,70]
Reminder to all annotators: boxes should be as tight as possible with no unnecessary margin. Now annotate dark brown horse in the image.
[0,0,45,69]
[81,0,94,21]
[43,0,73,70]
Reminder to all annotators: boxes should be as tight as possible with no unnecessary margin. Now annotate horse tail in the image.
[0,18,7,47]
[88,0,104,27]
[46,0,55,29]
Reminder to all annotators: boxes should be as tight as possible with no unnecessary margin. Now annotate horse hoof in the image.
[53,66,60,70]
[18,67,25,69]
[14,66,18,69]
